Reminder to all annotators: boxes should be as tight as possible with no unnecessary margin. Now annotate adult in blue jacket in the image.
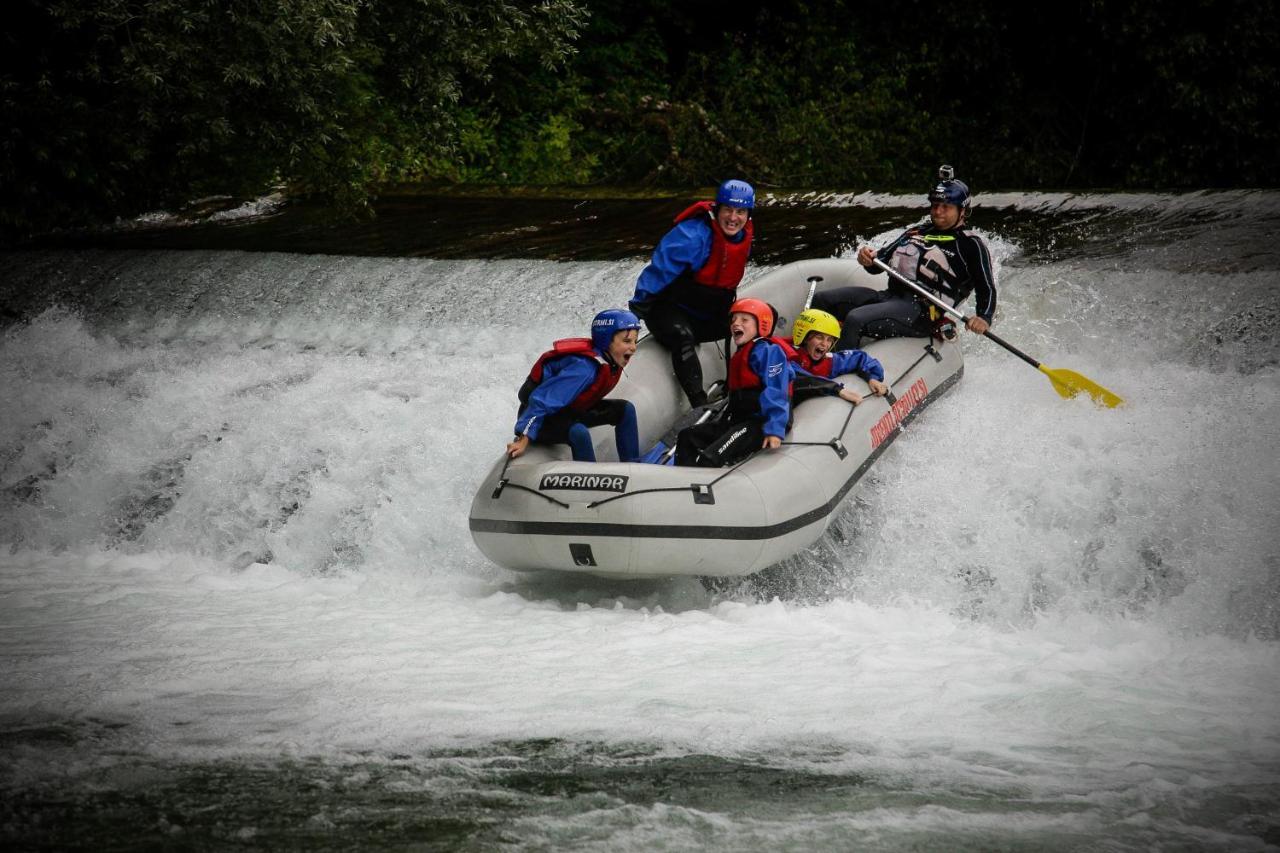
[508,309,642,463]
[630,179,755,407]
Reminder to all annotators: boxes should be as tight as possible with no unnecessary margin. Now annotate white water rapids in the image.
[1,199,1278,849]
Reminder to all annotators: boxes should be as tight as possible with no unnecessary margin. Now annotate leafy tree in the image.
[851,0,1280,189]
[3,0,1276,241]
[1,0,584,236]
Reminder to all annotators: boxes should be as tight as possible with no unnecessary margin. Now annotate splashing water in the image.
[2,193,1279,850]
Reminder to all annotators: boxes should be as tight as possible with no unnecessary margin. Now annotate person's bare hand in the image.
[838,387,864,405]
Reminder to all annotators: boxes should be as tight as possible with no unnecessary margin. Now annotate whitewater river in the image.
[2,191,1278,850]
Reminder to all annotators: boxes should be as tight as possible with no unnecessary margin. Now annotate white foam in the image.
[764,188,1280,216]
[1,250,1277,838]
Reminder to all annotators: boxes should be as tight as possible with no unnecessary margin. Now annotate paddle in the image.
[804,275,823,310]
[656,382,729,463]
[871,258,1124,408]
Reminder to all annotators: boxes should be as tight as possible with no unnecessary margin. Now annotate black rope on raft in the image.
[587,484,708,509]
[496,481,572,509]
[510,342,943,508]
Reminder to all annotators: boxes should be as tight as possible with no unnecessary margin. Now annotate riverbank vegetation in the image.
[4,0,1275,238]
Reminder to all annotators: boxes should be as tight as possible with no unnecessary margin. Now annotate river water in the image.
[2,190,1278,850]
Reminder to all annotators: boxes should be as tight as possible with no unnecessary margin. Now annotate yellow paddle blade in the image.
[1039,365,1125,408]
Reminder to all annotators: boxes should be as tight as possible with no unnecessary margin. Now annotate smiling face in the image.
[801,331,838,360]
[929,201,963,229]
[608,329,638,368]
[716,205,750,238]
[729,311,759,346]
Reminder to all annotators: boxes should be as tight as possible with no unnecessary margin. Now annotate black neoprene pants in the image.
[643,300,728,406]
[811,286,931,351]
[674,416,766,467]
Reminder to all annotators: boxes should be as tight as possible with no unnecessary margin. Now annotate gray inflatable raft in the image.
[469,258,963,579]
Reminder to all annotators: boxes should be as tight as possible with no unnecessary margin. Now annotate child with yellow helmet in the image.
[788,309,890,406]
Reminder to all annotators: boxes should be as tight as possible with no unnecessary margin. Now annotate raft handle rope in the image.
[778,342,933,454]
[497,481,573,509]
[658,386,728,464]
[594,343,939,508]
[491,454,514,498]
[493,454,575,508]
[492,452,573,508]
[586,448,754,509]
[778,438,849,458]
[502,342,943,510]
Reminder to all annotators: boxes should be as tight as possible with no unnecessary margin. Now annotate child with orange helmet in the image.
[674,298,794,467]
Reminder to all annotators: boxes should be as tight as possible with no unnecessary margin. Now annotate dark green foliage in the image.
[5,0,370,230]
[543,0,1279,191]
[2,0,1276,238]
[855,0,1280,189]
[1,0,584,236]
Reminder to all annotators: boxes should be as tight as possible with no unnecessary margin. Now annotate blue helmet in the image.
[927,164,970,210]
[590,308,642,353]
[715,179,755,209]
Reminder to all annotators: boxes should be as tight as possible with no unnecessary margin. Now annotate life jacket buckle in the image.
[933,315,957,342]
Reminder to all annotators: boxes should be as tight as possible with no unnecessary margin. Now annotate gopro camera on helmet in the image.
[927,164,971,210]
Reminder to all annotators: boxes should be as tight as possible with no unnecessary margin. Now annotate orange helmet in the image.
[729,298,775,338]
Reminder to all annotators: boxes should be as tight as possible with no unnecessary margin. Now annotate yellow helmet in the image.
[791,309,842,347]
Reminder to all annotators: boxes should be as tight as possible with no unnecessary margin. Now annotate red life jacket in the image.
[786,345,833,377]
[728,337,798,390]
[520,338,621,413]
[726,337,793,419]
[727,339,761,391]
[673,201,753,289]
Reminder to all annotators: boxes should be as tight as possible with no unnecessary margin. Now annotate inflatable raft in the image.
[468,258,963,579]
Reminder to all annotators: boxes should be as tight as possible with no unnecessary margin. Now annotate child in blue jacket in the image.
[508,309,642,463]
[674,298,793,467]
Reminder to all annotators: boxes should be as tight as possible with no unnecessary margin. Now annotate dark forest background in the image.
[4,0,1276,239]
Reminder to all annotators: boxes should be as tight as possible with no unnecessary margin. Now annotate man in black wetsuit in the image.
[814,166,997,351]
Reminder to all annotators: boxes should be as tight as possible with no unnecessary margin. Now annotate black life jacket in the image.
[886,227,980,306]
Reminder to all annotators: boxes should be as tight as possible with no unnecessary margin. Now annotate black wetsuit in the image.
[814,222,997,350]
